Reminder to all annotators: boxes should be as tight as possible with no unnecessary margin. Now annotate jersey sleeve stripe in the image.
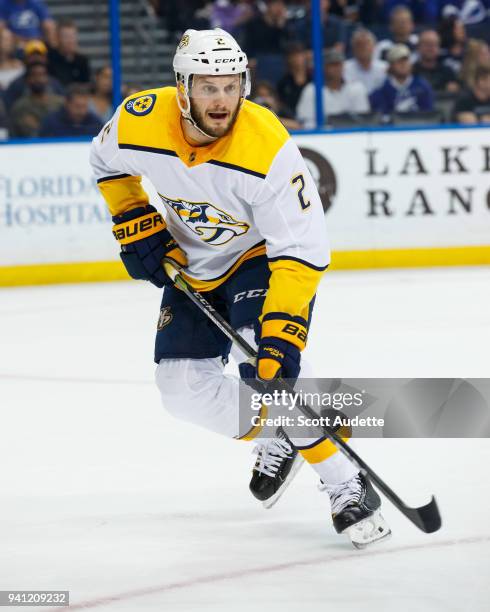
[267,255,330,271]
[97,174,150,216]
[96,173,131,184]
[119,143,179,157]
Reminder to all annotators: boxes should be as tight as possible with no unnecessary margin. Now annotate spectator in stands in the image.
[297,0,349,52]
[344,28,387,94]
[276,42,310,114]
[452,64,490,123]
[156,0,210,41]
[375,5,418,61]
[88,66,112,123]
[152,0,198,39]
[380,0,440,24]
[0,27,23,89]
[438,13,467,73]
[328,0,360,24]
[253,80,300,130]
[293,0,349,51]
[460,38,490,89]
[0,0,56,46]
[414,30,460,93]
[358,1,384,25]
[3,38,63,106]
[296,48,369,128]
[48,20,91,87]
[9,61,63,137]
[243,0,293,63]
[370,44,434,115]
[40,83,103,137]
[209,0,255,37]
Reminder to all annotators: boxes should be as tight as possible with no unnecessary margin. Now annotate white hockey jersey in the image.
[90,86,330,322]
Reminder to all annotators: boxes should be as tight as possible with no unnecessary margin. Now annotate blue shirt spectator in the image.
[243,0,294,59]
[40,84,103,137]
[292,0,349,51]
[370,44,434,114]
[381,1,440,24]
[0,0,55,42]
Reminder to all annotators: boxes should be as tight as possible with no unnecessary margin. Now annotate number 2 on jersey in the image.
[291,173,311,210]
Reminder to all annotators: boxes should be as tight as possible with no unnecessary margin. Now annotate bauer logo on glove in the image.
[112,205,187,288]
[112,211,165,244]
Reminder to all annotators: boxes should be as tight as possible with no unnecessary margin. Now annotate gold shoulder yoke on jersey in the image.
[117,87,290,179]
[118,86,177,153]
[217,100,290,177]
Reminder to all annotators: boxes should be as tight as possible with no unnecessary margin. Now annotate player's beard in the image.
[190,99,241,138]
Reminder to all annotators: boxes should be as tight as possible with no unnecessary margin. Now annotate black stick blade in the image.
[404,496,442,533]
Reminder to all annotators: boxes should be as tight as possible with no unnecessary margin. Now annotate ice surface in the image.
[0,267,489,611]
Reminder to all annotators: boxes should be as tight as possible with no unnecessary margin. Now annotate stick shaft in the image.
[163,260,441,533]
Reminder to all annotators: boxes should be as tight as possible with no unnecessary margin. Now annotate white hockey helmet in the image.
[173,28,251,133]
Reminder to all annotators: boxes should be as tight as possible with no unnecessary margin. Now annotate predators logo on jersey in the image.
[159,194,249,246]
[125,94,156,116]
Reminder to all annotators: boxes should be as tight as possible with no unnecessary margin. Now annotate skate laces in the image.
[253,438,293,478]
[320,475,363,515]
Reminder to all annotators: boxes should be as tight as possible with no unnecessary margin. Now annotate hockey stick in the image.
[163,258,442,534]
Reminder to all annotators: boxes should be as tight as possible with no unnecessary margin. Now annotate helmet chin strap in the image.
[183,111,218,141]
[177,84,218,141]
[182,96,246,142]
[177,73,246,142]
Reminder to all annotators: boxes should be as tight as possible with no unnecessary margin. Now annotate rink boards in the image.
[0,126,489,285]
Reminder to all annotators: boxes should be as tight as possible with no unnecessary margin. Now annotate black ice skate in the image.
[321,472,392,548]
[250,431,303,509]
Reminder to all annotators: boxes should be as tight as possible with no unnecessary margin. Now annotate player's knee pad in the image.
[155,357,222,420]
[155,357,239,437]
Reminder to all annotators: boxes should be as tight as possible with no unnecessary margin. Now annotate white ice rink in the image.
[1,266,489,611]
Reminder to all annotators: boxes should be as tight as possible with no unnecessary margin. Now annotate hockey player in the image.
[90,28,390,547]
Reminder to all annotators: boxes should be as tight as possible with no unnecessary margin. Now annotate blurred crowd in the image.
[156,0,490,128]
[0,0,120,139]
[1,0,490,138]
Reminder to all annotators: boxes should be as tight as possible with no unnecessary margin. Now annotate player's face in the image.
[190,75,242,138]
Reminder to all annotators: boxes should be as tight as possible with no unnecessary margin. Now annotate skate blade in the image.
[344,510,392,549]
[262,454,304,510]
